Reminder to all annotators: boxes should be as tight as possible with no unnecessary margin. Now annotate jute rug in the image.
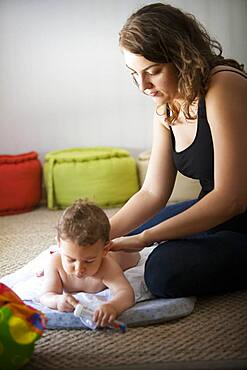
[0,207,247,370]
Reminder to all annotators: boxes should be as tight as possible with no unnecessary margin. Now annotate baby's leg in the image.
[109,251,140,271]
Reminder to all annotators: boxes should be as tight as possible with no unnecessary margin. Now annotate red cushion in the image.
[0,151,42,215]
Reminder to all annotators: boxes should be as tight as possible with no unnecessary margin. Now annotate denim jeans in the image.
[129,200,247,298]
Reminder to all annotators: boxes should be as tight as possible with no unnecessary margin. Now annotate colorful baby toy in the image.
[0,283,46,370]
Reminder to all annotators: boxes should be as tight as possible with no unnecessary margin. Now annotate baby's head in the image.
[56,199,111,278]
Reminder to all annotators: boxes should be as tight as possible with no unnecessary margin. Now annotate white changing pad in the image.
[0,245,196,329]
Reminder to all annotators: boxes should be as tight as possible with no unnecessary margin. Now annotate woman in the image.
[109,3,247,298]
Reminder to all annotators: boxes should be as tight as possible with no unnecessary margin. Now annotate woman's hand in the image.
[110,234,146,253]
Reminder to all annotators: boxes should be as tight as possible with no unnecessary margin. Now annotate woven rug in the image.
[0,207,247,370]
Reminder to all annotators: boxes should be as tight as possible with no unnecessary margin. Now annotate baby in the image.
[39,199,139,327]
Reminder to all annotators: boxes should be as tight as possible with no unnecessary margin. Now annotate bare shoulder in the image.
[96,255,123,280]
[208,66,247,95]
[210,65,247,78]
[206,66,247,125]
[153,106,171,131]
[103,254,123,272]
[42,252,64,294]
[150,108,173,155]
[44,252,61,272]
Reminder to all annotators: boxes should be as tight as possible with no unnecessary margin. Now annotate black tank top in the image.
[170,69,247,233]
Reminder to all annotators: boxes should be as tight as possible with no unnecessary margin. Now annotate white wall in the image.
[0,0,246,161]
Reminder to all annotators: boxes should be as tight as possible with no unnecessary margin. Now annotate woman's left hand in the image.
[110,234,146,253]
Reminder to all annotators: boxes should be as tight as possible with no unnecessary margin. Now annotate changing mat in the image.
[0,245,196,329]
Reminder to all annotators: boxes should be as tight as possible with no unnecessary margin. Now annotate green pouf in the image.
[44,147,139,209]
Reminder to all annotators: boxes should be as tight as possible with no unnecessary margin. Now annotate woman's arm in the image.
[140,71,247,245]
[110,112,177,239]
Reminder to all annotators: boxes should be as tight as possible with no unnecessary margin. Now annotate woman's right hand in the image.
[110,234,146,253]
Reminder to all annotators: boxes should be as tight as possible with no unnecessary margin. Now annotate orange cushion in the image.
[0,152,42,215]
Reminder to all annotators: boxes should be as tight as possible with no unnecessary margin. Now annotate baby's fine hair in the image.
[57,199,110,246]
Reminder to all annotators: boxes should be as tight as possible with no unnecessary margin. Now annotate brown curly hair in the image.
[119,3,245,124]
[57,199,110,246]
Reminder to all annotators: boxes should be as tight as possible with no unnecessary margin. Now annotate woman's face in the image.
[122,49,180,105]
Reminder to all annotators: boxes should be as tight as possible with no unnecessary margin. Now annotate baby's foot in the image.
[36,270,44,277]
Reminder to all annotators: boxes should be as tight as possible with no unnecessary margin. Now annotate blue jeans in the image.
[129,200,247,298]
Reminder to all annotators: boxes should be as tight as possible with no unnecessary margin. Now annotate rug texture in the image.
[0,207,247,370]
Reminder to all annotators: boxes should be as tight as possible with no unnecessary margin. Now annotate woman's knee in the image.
[144,242,188,298]
[144,234,247,297]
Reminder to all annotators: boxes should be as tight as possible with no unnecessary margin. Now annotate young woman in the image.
[109,3,247,298]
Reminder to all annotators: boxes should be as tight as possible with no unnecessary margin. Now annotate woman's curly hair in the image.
[57,199,110,246]
[119,3,245,124]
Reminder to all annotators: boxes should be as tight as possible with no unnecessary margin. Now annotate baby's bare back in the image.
[109,251,140,270]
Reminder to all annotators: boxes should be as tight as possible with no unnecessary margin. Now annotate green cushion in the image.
[44,147,139,209]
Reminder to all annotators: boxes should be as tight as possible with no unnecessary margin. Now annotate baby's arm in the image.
[93,257,135,327]
[39,254,77,312]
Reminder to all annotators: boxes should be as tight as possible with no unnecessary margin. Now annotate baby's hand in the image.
[93,303,117,327]
[57,293,78,312]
